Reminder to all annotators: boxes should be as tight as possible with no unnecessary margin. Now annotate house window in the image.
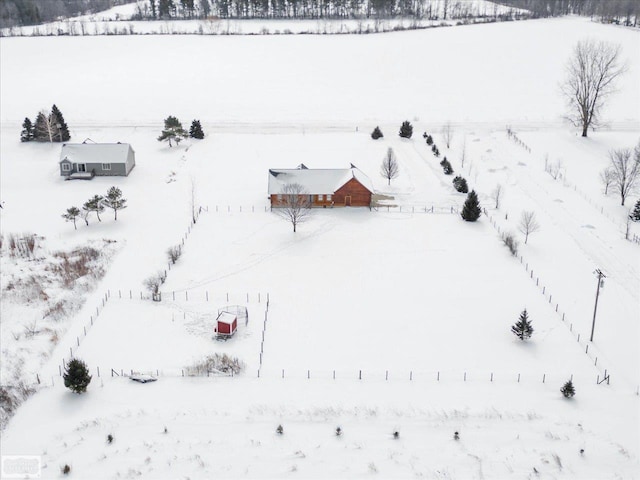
[327,194,332,201]
[102,163,111,171]
[61,163,71,172]
[317,194,324,202]
[77,164,86,172]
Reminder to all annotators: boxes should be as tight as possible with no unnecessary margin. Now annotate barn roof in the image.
[268,164,374,195]
[216,312,237,325]
[59,142,133,164]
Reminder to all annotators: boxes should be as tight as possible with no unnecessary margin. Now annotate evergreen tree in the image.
[426,134,433,146]
[511,308,534,340]
[461,190,481,222]
[20,117,34,142]
[440,158,453,175]
[432,144,440,157]
[630,199,640,222]
[371,126,383,140]
[63,358,92,394]
[399,121,413,139]
[33,110,53,142]
[62,206,81,230]
[189,119,205,139]
[51,104,71,142]
[560,380,575,398]
[158,115,188,147]
[453,176,468,193]
[84,195,105,222]
[102,187,127,220]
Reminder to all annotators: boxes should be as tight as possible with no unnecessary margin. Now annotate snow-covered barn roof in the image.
[268,164,374,195]
[216,312,237,325]
[59,142,133,164]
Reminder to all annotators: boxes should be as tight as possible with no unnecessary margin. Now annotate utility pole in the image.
[590,269,606,342]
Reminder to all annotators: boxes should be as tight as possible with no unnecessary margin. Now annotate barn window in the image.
[327,194,332,201]
[317,194,324,201]
[102,163,111,171]
[61,163,71,171]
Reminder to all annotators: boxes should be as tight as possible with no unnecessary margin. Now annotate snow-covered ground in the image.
[0,15,639,479]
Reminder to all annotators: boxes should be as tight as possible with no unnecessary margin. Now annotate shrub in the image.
[440,158,454,175]
[453,176,468,193]
[167,245,182,264]
[502,233,519,256]
[62,464,71,475]
[561,380,575,398]
[630,198,640,222]
[185,353,244,376]
[399,121,413,139]
[371,126,383,140]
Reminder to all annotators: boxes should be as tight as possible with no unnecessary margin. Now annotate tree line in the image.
[496,0,639,25]
[0,0,136,29]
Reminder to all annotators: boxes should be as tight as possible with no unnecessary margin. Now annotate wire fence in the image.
[40,367,613,390]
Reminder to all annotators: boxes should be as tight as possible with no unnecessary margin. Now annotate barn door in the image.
[345,196,351,206]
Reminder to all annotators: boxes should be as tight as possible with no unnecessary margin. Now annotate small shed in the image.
[215,311,238,337]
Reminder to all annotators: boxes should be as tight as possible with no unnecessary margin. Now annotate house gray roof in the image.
[268,164,374,195]
[59,143,133,164]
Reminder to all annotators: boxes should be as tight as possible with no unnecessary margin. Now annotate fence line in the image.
[54,367,608,387]
[484,208,610,381]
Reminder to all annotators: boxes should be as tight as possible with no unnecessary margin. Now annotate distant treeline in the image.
[1,0,638,28]
[0,0,136,28]
[137,0,523,20]
[495,0,639,25]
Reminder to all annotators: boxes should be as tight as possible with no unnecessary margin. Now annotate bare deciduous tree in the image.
[609,145,640,206]
[380,147,399,185]
[167,245,182,264]
[442,122,453,149]
[518,211,540,244]
[274,183,312,233]
[491,184,503,209]
[460,136,466,169]
[599,167,615,195]
[562,39,626,137]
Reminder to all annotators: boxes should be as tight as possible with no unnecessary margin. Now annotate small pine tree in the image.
[62,206,81,230]
[461,190,482,222]
[51,104,71,142]
[511,308,534,340]
[371,126,383,140]
[440,158,453,175]
[189,119,205,139]
[630,198,640,222]
[453,176,468,193]
[335,426,342,436]
[561,380,575,398]
[20,117,34,142]
[399,121,413,139]
[63,358,92,393]
[426,134,433,146]
[102,186,127,220]
[276,424,284,435]
[432,144,440,157]
[84,195,105,222]
[158,115,188,147]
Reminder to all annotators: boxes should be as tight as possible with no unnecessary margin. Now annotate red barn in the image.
[268,164,374,208]
[215,312,238,337]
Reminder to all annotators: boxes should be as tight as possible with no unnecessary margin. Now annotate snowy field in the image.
[1,15,639,479]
